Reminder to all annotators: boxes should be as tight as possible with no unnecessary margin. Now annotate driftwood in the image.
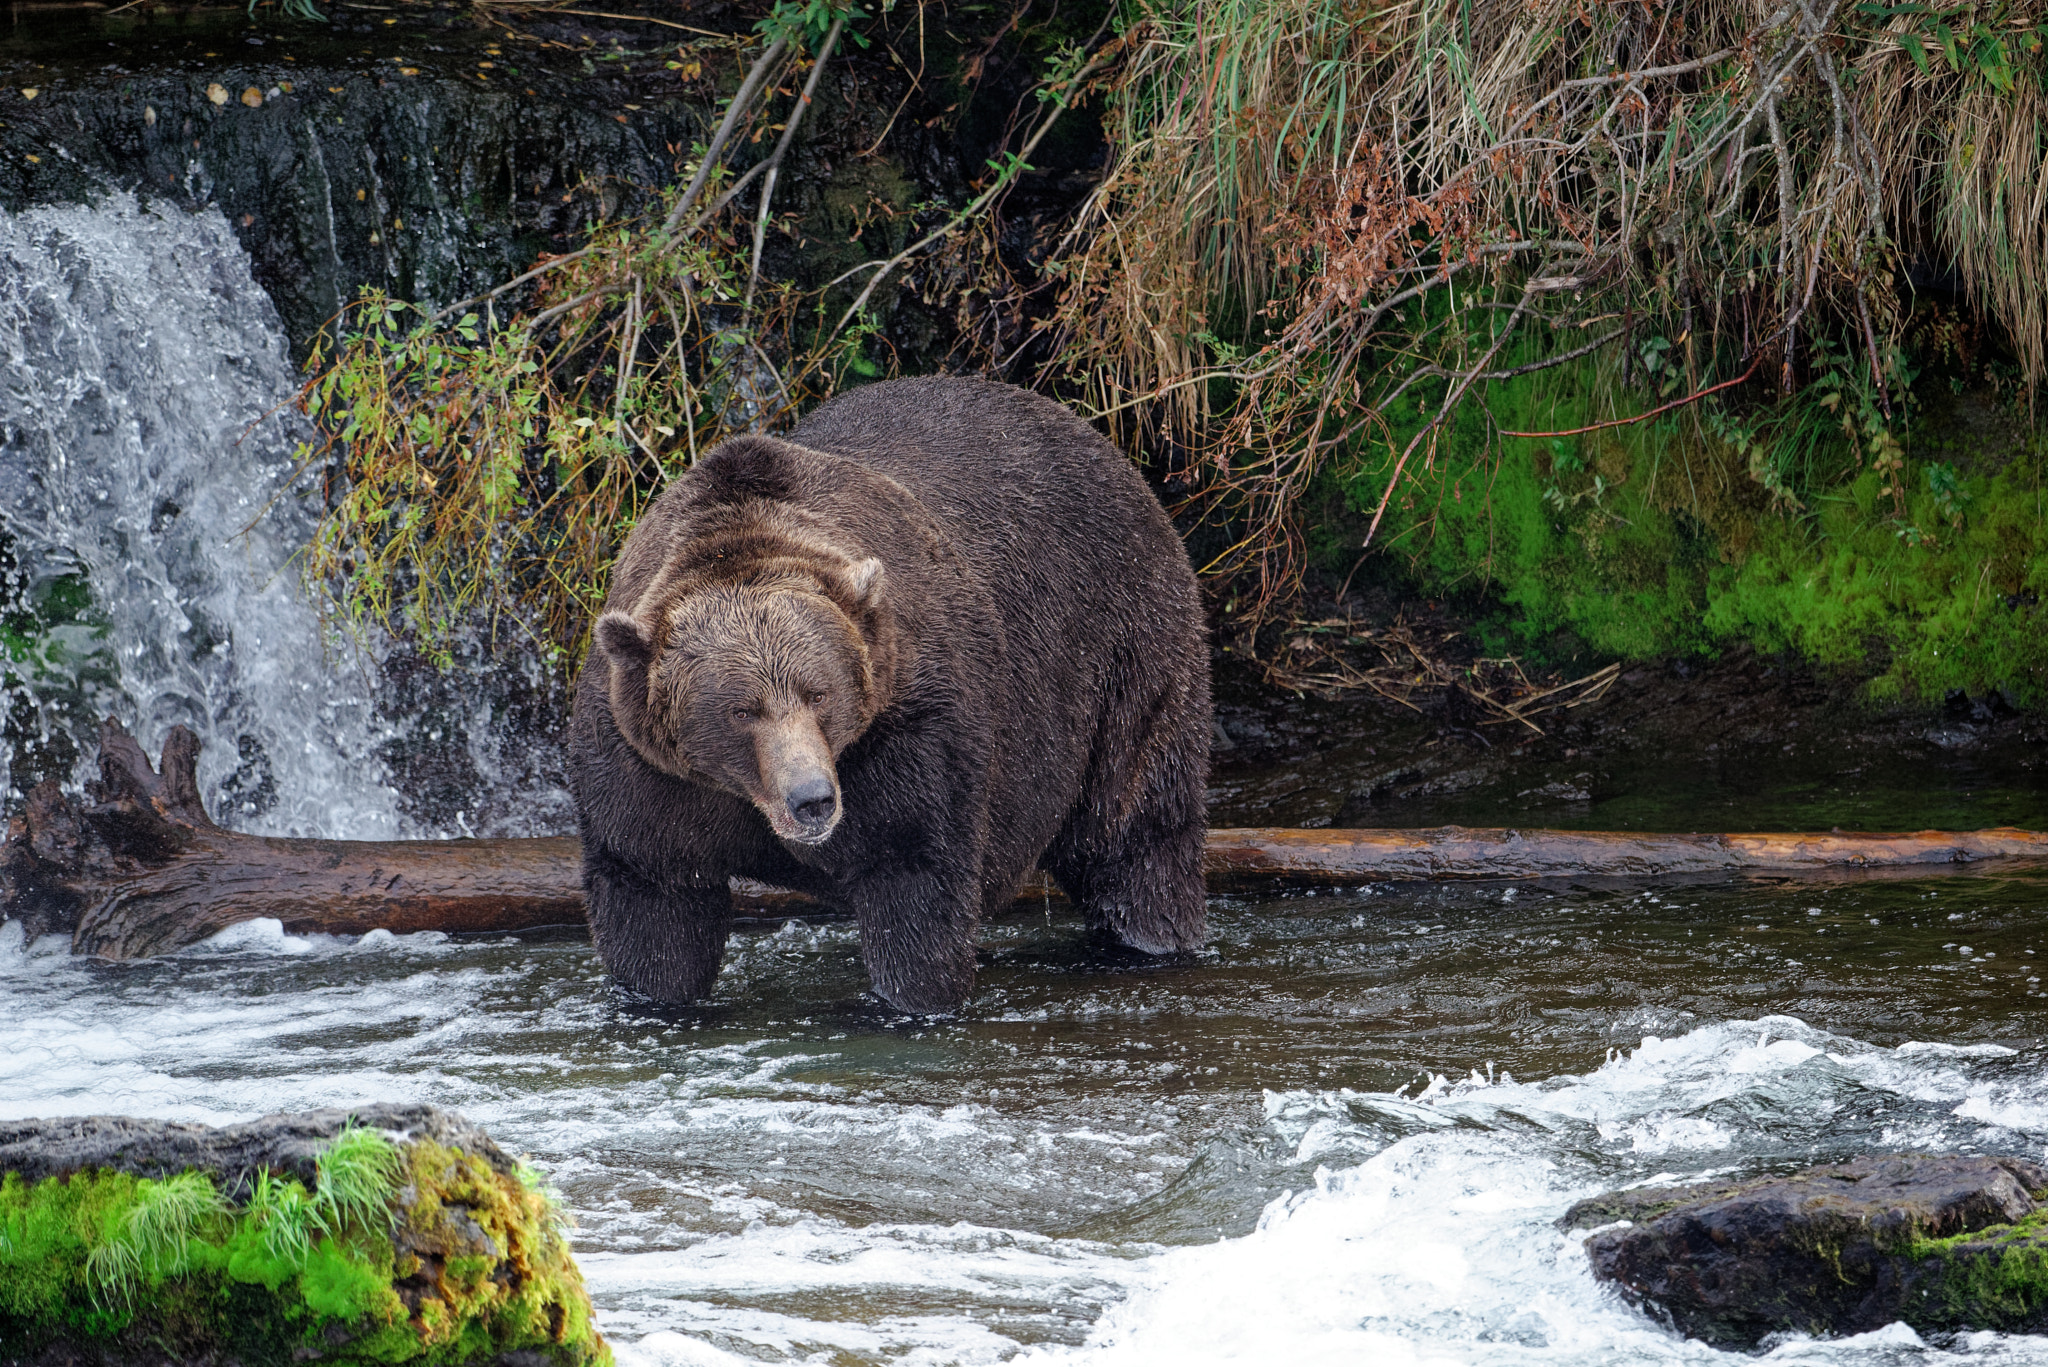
[5,718,2046,961]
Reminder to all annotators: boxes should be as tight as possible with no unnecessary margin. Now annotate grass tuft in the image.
[313,1121,403,1239]
[84,1171,227,1307]
[247,1166,318,1266]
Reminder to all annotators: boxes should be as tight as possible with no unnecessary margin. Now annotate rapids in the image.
[7,876,2048,1364]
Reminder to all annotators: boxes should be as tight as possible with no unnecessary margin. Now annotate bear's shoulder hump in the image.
[690,434,815,508]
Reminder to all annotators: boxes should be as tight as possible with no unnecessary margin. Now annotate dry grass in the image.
[1038,0,2048,620]
[1263,615,1620,733]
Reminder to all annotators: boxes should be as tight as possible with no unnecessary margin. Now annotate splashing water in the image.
[7,877,2048,1364]
[0,193,404,835]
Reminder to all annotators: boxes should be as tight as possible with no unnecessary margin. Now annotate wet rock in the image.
[0,1101,513,1194]
[1566,1154,2048,1347]
[0,1104,600,1367]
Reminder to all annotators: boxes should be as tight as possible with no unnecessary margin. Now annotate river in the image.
[7,871,2048,1363]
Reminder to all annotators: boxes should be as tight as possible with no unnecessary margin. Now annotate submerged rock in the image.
[0,1105,605,1367]
[1566,1154,2048,1347]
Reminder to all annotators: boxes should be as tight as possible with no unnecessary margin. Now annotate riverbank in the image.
[1209,595,2048,833]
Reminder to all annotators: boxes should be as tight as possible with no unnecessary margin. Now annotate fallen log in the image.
[5,718,2046,961]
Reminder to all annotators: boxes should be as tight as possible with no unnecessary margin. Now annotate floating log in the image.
[5,718,2046,961]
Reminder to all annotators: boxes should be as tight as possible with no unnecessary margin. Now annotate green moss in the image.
[0,1129,608,1367]
[1906,1207,2048,1327]
[1335,344,2048,701]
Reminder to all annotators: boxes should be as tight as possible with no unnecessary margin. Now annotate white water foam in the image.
[0,194,405,836]
[6,926,2048,1365]
[1021,1018,2048,1367]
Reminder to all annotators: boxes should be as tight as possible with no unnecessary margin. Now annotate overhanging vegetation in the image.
[290,0,2048,701]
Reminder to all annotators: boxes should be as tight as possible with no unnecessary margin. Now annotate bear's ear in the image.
[595,611,653,670]
[845,557,885,609]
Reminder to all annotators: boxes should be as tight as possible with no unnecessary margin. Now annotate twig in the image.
[614,272,643,431]
[746,18,844,315]
[531,9,735,35]
[433,245,595,323]
[1498,356,1762,438]
[663,34,792,235]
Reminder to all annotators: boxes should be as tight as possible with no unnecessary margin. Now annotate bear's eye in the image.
[805,690,828,707]
[731,705,757,724]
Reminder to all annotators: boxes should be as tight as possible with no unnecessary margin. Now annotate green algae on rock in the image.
[0,1105,607,1367]
[1566,1153,2048,1348]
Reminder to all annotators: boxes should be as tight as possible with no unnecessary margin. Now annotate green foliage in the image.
[758,0,871,52]
[1869,2,2048,90]
[1338,326,2048,701]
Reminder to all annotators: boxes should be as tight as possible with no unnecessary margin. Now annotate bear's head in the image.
[595,555,887,845]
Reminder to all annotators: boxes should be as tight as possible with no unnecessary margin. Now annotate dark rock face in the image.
[0,5,1099,364]
[1567,1154,2048,1347]
[0,1101,513,1195]
[0,6,710,354]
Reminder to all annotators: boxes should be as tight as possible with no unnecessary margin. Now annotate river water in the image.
[6,191,2048,1365]
[7,872,2048,1364]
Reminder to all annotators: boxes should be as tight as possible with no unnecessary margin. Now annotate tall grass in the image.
[1042,0,2048,618]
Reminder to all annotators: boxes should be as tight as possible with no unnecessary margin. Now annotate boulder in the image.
[0,1105,607,1367]
[1566,1154,2048,1347]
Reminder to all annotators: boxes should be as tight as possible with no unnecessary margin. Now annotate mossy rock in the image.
[0,1105,607,1367]
[1568,1154,2048,1347]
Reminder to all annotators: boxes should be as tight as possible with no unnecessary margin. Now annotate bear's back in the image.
[785,375,1193,644]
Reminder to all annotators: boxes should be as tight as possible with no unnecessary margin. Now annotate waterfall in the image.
[0,193,406,838]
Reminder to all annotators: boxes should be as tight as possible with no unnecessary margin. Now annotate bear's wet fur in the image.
[569,375,1210,1012]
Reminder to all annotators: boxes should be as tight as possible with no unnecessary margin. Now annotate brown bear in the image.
[568,375,1210,1012]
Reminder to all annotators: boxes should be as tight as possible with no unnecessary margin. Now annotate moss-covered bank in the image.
[0,1115,606,1367]
[1333,347,2048,704]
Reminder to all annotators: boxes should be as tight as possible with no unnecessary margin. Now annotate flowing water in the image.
[5,196,2048,1364]
[7,873,2048,1365]
[0,195,570,837]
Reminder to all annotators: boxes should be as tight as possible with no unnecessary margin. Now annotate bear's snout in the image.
[786,773,838,835]
[752,710,842,844]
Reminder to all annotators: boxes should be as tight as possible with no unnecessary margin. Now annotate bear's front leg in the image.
[582,844,734,1002]
[842,859,980,1013]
